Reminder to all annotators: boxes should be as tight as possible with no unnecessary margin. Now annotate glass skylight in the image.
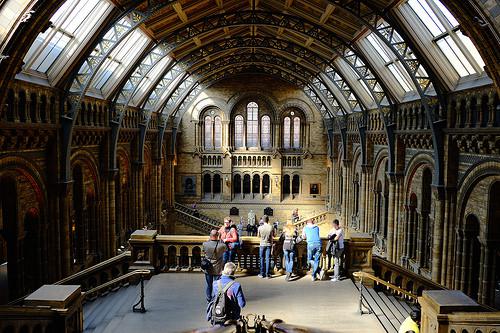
[23,0,111,76]
[405,0,485,78]
[91,28,149,94]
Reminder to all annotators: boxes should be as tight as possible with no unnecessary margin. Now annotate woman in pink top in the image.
[218,217,238,263]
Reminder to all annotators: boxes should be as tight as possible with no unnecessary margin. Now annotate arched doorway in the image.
[243,174,251,197]
[252,174,260,198]
[213,174,221,198]
[292,175,300,198]
[283,175,290,197]
[233,174,241,199]
[262,175,270,196]
[203,174,211,198]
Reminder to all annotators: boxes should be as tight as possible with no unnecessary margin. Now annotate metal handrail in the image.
[82,269,151,300]
[353,271,418,301]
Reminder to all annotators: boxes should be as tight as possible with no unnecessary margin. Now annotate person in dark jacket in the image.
[210,262,246,321]
[202,229,226,302]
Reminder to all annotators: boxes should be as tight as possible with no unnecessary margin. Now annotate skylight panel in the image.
[436,36,475,76]
[408,0,445,37]
[23,0,112,76]
[92,29,149,93]
[388,64,413,92]
[457,31,485,69]
[131,57,172,106]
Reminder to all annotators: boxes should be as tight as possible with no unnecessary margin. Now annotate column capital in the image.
[361,164,373,173]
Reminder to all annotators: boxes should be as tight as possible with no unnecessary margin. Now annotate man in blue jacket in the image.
[210,262,246,322]
[301,219,322,281]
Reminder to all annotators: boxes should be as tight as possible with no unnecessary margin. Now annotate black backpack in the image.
[210,280,236,325]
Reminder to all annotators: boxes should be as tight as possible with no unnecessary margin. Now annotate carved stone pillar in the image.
[431,185,445,282]
[59,181,72,276]
[108,170,117,257]
[386,174,397,262]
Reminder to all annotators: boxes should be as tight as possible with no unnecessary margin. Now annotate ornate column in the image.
[59,181,72,276]
[453,229,463,290]
[459,233,469,291]
[386,173,398,262]
[341,159,351,233]
[360,164,371,233]
[222,120,230,148]
[108,170,117,257]
[431,185,445,282]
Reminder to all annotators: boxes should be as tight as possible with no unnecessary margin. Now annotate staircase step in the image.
[387,295,412,318]
[377,292,406,324]
[359,285,398,333]
[84,283,141,331]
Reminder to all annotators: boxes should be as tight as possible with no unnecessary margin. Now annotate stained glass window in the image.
[261,115,271,149]
[204,116,212,149]
[235,115,244,148]
[214,116,222,149]
[283,117,291,149]
[293,117,300,148]
[247,102,258,147]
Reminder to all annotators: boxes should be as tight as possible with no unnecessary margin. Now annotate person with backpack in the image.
[207,262,246,326]
[280,222,301,281]
[202,229,227,302]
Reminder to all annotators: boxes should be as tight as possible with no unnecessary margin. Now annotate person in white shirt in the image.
[327,219,344,282]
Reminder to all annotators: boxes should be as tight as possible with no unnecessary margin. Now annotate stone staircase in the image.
[174,202,221,235]
[83,280,148,333]
[355,284,418,333]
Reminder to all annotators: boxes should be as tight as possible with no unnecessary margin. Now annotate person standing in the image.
[202,230,226,302]
[281,222,300,281]
[291,208,300,223]
[218,217,238,263]
[301,219,321,281]
[257,215,274,278]
[328,219,344,282]
[209,262,246,325]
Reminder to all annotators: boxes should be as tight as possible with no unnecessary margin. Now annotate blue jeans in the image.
[307,243,321,277]
[259,246,271,277]
[204,274,221,302]
[223,245,236,263]
[283,250,295,273]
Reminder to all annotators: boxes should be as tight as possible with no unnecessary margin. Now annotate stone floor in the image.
[85,273,385,333]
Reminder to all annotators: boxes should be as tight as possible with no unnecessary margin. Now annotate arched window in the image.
[235,115,244,148]
[233,174,241,194]
[293,117,300,148]
[247,102,258,147]
[262,175,270,194]
[261,115,271,149]
[283,117,291,148]
[203,174,211,194]
[214,116,222,149]
[292,175,300,194]
[204,116,212,149]
[283,175,290,195]
[243,175,251,194]
[252,174,260,194]
[213,174,221,194]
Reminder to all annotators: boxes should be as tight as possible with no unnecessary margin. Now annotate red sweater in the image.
[219,226,238,244]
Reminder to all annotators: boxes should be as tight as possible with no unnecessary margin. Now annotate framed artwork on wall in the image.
[310,183,320,195]
[182,176,196,195]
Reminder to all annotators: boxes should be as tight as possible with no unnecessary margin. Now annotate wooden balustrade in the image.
[54,251,131,292]
[129,230,375,281]
[372,255,445,296]
[419,290,500,333]
[82,269,151,302]
[292,211,329,230]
